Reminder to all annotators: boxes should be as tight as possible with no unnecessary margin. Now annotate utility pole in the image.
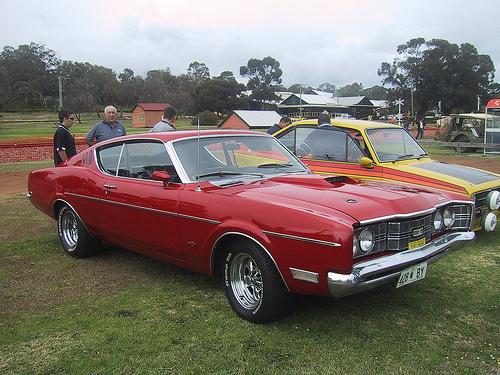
[477,96,480,112]
[410,86,414,119]
[299,85,303,119]
[58,75,63,110]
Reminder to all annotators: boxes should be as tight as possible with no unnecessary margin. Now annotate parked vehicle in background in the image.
[274,119,500,232]
[28,130,475,323]
[435,113,487,152]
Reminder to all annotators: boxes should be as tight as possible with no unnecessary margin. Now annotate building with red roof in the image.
[132,103,171,128]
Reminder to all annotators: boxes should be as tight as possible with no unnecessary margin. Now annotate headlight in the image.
[486,190,500,210]
[353,236,358,256]
[433,210,443,231]
[443,208,456,227]
[359,229,374,253]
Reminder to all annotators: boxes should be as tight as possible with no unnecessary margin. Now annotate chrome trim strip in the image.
[210,231,290,291]
[289,267,319,284]
[262,230,341,247]
[65,192,220,224]
[177,213,220,224]
[359,201,474,225]
[327,231,475,298]
[65,192,100,202]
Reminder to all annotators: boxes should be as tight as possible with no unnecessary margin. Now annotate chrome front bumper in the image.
[327,231,475,298]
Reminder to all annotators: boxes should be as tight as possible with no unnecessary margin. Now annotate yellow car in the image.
[274,119,500,232]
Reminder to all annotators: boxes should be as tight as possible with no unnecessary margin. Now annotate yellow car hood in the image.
[385,159,500,195]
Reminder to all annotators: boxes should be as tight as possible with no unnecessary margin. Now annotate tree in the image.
[187,61,210,83]
[0,43,60,110]
[317,83,336,93]
[193,78,246,114]
[214,71,236,81]
[361,85,389,99]
[240,56,282,107]
[379,38,495,115]
[287,84,313,94]
[337,82,364,97]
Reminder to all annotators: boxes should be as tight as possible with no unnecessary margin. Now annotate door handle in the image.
[103,184,117,190]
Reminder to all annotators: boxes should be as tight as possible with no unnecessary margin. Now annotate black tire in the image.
[57,205,99,258]
[223,239,292,323]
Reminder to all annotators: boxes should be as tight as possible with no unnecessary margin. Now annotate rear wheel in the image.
[224,239,292,323]
[57,205,99,258]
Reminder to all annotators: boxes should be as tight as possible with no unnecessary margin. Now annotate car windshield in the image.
[366,128,427,162]
[173,135,308,182]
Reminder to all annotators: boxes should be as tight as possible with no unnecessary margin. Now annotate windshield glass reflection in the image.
[366,128,427,162]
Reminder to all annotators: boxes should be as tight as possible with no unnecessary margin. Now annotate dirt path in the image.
[0,172,28,204]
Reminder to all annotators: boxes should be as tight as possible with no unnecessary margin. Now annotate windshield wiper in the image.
[392,154,416,163]
[257,162,293,168]
[196,171,264,179]
[415,153,429,160]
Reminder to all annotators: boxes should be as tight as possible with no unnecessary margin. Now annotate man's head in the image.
[318,111,331,126]
[104,105,117,123]
[278,116,292,128]
[163,106,178,122]
[58,109,75,127]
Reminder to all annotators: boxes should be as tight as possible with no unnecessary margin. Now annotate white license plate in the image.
[396,262,427,288]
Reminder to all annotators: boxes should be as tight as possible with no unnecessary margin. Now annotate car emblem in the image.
[412,227,424,237]
[346,199,357,203]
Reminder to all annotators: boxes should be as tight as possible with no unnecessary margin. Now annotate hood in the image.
[392,160,500,194]
[224,174,455,223]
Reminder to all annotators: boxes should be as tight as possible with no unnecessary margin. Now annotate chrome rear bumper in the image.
[327,231,475,298]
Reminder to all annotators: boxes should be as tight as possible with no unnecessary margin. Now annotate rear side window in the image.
[98,143,123,175]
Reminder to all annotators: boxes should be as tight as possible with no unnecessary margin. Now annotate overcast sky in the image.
[1,0,498,88]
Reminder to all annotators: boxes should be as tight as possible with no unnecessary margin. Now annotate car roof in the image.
[290,119,402,131]
[94,129,268,146]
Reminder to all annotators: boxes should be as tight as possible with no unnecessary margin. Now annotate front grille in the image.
[354,203,473,259]
[387,214,432,252]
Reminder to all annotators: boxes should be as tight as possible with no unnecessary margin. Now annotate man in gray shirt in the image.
[149,106,177,132]
[85,105,126,145]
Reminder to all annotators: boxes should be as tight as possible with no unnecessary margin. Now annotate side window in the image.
[121,141,178,181]
[98,143,123,176]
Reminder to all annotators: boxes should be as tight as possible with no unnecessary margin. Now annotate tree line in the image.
[0,39,498,117]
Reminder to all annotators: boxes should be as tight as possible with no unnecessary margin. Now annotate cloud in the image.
[0,0,498,87]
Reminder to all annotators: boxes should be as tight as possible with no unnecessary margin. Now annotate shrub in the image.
[191,111,219,126]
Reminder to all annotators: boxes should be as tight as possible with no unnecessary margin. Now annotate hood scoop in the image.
[269,174,359,188]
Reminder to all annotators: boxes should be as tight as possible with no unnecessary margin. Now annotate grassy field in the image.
[0,112,203,139]
[0,166,499,374]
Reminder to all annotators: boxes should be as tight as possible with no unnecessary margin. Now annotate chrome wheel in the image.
[229,253,263,310]
[61,209,78,250]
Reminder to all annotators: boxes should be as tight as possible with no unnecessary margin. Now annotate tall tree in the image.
[317,83,336,93]
[187,61,210,83]
[379,38,495,115]
[361,85,389,99]
[240,56,282,107]
[0,43,60,110]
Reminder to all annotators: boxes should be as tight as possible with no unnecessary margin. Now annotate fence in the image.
[418,140,500,155]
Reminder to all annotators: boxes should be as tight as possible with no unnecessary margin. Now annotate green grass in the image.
[0,194,499,374]
[0,112,209,139]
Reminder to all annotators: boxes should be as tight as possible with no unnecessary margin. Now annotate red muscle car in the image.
[28,130,475,323]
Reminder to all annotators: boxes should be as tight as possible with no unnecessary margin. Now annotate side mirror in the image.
[360,156,374,169]
[151,170,171,184]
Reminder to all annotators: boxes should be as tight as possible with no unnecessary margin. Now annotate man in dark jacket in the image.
[53,109,77,166]
[267,116,292,135]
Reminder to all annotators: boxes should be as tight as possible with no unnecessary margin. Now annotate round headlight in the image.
[359,229,374,253]
[443,208,456,227]
[353,236,358,256]
[486,190,500,210]
[433,210,443,231]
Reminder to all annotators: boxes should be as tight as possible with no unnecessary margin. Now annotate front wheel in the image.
[224,240,292,323]
[57,205,99,258]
